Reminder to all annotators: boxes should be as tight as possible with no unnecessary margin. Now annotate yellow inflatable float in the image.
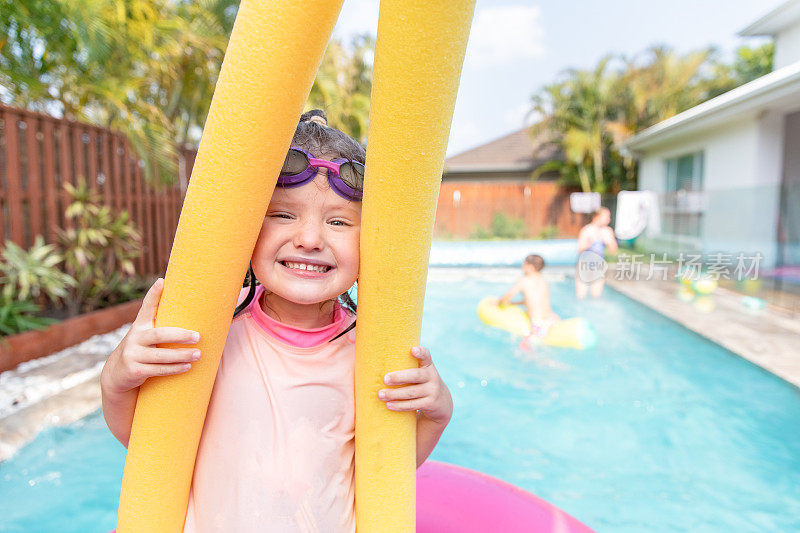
[477,297,597,350]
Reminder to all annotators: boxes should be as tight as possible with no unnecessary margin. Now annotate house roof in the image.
[444,127,560,174]
[622,60,800,153]
[740,0,800,36]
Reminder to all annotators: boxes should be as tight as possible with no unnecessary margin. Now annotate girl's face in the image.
[252,169,361,307]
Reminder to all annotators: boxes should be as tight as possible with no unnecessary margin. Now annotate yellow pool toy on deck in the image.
[477,297,597,350]
[691,277,718,295]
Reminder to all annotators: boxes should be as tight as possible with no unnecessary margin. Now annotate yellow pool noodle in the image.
[115,1,343,531]
[354,1,475,531]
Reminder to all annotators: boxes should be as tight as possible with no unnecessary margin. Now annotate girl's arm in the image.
[101,278,202,446]
[378,347,453,467]
[416,411,449,467]
[101,353,141,446]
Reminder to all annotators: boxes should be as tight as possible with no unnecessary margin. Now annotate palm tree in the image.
[531,56,619,192]
[154,0,235,147]
[528,45,765,193]
[1,0,234,184]
[617,46,711,134]
[308,35,374,144]
[2,1,372,181]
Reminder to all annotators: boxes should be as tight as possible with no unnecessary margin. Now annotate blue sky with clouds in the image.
[332,0,780,156]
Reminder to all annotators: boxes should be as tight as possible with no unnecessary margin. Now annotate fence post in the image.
[23,114,43,247]
[3,109,25,246]
[41,119,59,242]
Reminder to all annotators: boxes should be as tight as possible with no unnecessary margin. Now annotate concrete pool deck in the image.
[607,275,800,389]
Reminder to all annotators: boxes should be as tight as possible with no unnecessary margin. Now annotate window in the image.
[663,152,705,237]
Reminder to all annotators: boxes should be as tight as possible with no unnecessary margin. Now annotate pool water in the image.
[2,268,800,532]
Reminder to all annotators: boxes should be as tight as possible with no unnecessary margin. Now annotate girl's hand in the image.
[378,346,453,425]
[101,278,202,396]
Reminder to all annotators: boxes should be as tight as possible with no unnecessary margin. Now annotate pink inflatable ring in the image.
[417,461,593,532]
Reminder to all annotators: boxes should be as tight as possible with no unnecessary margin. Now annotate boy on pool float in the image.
[499,254,560,346]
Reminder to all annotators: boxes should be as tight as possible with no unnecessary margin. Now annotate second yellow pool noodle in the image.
[115,1,343,531]
[354,1,475,531]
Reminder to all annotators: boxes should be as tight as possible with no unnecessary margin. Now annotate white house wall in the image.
[635,115,782,267]
[775,22,800,69]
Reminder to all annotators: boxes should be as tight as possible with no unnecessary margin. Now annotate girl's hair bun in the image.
[291,107,365,166]
[300,109,328,127]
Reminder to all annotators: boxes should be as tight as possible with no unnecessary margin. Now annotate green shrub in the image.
[490,212,527,239]
[0,297,56,336]
[0,236,76,303]
[469,225,492,240]
[58,180,143,316]
[537,225,559,240]
[434,229,454,241]
[94,274,151,310]
[470,212,528,239]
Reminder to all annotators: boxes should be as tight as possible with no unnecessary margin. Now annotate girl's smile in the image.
[278,257,333,277]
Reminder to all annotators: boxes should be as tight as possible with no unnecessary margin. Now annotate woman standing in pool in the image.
[575,207,618,299]
[101,110,453,531]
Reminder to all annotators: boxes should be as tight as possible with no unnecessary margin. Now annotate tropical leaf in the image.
[57,180,143,315]
[0,236,75,303]
[527,44,773,192]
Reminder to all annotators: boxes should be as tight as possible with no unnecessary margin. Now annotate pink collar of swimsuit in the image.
[248,285,349,348]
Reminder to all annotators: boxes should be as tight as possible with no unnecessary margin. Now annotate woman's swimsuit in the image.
[576,236,607,284]
[586,239,605,256]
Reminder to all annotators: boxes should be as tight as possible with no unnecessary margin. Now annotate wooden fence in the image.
[0,104,585,283]
[435,181,586,238]
[0,104,190,276]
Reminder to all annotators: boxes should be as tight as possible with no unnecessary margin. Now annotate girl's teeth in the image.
[285,261,328,273]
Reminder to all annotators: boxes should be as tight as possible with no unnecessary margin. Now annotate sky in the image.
[331,0,781,156]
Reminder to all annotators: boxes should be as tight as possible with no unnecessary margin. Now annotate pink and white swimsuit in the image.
[184,285,357,532]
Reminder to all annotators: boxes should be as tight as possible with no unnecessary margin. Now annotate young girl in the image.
[100,110,453,532]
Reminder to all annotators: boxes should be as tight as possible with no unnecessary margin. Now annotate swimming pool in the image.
[2,267,800,532]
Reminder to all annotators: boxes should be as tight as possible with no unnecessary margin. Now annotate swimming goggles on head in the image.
[278,147,364,201]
